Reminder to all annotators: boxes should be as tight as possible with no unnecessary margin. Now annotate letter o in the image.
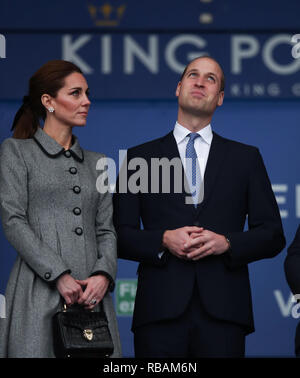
[262,34,300,75]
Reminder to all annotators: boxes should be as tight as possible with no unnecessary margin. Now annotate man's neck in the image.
[177,113,212,133]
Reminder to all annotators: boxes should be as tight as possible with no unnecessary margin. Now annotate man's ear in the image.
[217,91,224,107]
[175,82,181,98]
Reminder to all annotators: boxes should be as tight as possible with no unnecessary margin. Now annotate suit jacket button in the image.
[64,150,71,158]
[73,186,81,194]
[44,272,51,280]
[193,221,200,226]
[75,227,83,235]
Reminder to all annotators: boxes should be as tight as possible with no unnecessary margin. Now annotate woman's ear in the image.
[41,94,52,110]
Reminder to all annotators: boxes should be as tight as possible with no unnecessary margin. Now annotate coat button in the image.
[73,186,81,194]
[69,167,77,175]
[64,150,71,158]
[193,221,200,226]
[75,227,83,235]
[73,207,81,216]
[44,272,51,280]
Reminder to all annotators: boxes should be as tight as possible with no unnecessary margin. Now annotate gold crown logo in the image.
[87,1,126,27]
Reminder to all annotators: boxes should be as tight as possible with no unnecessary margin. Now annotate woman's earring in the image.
[48,107,54,113]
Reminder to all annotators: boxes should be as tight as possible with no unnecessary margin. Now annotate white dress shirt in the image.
[173,121,213,180]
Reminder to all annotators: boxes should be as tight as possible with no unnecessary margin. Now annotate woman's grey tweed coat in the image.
[0,127,122,357]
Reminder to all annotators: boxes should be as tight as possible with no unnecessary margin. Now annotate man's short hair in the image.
[180,56,225,92]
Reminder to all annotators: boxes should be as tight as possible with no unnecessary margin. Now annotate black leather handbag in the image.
[52,303,114,358]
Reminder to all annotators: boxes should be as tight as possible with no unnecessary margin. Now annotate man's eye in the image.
[208,76,215,81]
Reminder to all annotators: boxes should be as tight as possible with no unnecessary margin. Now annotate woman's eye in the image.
[71,90,80,96]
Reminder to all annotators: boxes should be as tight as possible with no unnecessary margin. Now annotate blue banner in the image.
[1,32,300,100]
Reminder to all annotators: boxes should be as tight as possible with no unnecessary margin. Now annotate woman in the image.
[0,60,122,357]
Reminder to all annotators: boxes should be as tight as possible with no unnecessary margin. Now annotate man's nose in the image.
[194,76,205,87]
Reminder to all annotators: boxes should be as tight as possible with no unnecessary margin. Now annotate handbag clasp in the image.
[83,329,93,341]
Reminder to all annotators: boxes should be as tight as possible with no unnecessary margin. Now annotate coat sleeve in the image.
[284,225,300,295]
[0,138,70,283]
[225,148,286,268]
[113,149,166,266]
[89,155,117,292]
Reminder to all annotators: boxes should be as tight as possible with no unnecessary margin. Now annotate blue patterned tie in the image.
[185,133,201,207]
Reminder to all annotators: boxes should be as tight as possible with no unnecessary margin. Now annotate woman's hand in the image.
[76,275,110,310]
[56,273,84,306]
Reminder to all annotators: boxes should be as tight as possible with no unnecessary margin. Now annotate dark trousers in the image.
[134,285,246,358]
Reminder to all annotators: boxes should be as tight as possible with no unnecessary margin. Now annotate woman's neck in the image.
[43,120,73,150]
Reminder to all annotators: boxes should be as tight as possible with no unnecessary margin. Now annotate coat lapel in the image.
[196,132,228,213]
[159,131,197,210]
[159,131,181,161]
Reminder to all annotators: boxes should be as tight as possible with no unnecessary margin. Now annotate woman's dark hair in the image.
[11,60,82,139]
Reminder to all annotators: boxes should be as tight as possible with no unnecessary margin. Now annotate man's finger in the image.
[186,243,212,259]
[183,235,206,250]
[190,232,203,239]
[184,226,203,233]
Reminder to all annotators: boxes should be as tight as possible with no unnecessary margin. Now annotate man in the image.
[113,56,285,357]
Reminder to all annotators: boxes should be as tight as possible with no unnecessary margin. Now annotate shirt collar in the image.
[33,127,84,162]
[173,121,213,146]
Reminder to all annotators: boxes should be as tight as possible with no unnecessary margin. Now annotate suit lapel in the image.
[196,132,228,213]
[159,132,197,211]
[159,131,181,161]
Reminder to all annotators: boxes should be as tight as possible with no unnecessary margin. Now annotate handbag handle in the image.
[62,302,104,312]
[62,303,93,312]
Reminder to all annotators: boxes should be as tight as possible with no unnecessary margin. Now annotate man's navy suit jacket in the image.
[113,131,286,334]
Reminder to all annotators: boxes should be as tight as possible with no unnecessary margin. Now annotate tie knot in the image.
[189,133,200,142]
